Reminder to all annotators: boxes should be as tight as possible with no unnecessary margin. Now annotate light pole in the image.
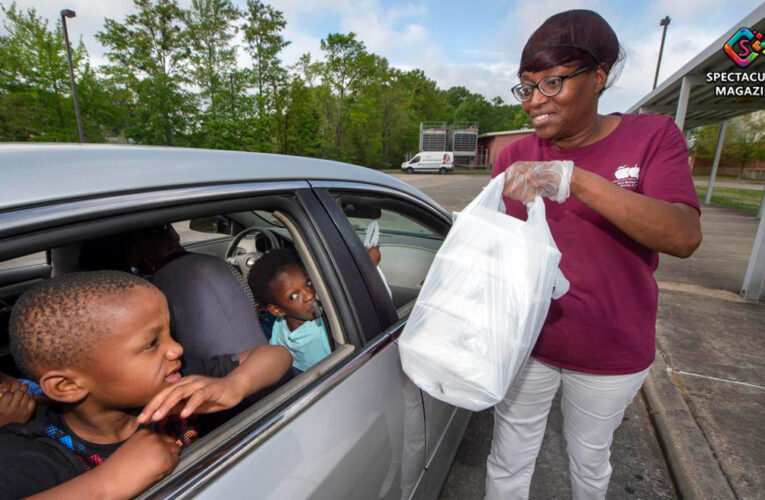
[61,9,84,143]
[652,16,671,90]
[230,73,235,114]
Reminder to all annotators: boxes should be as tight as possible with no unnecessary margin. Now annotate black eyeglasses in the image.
[511,67,591,102]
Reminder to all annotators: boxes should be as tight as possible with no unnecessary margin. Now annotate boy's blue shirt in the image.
[270,317,331,371]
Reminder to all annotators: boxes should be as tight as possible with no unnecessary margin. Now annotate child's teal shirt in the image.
[270,317,331,371]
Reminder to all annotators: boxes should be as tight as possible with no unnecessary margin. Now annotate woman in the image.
[486,10,701,499]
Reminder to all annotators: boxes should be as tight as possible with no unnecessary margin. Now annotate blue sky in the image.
[6,0,764,114]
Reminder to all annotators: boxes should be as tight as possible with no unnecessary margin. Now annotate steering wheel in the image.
[225,228,281,275]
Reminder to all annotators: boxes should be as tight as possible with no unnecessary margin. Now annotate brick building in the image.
[474,129,535,169]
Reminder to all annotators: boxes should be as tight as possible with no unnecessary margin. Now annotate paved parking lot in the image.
[391,173,677,499]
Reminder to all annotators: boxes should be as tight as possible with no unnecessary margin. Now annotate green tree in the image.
[280,74,321,157]
[726,113,765,179]
[0,2,86,140]
[241,0,290,151]
[443,86,470,111]
[690,112,765,179]
[242,0,289,104]
[454,93,493,128]
[97,0,192,145]
[376,69,447,167]
[186,0,239,122]
[318,32,376,157]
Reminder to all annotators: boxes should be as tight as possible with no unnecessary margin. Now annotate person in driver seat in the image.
[248,249,331,372]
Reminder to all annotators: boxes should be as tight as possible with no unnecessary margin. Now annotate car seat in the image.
[151,252,267,358]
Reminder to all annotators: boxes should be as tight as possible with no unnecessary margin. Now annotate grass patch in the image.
[695,186,763,214]
[693,175,765,184]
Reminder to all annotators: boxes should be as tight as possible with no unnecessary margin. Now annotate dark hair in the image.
[79,233,131,271]
[247,248,301,308]
[519,9,621,79]
[9,271,156,379]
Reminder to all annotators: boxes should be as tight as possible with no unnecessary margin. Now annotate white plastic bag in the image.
[398,174,569,411]
[363,219,380,248]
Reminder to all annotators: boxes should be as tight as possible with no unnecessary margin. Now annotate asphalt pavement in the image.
[391,173,765,500]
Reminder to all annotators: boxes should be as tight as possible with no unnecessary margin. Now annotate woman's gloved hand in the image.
[502,160,574,204]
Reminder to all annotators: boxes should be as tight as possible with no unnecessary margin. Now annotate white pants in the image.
[485,358,650,500]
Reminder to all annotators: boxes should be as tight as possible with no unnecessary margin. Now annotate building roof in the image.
[0,144,431,212]
[478,129,534,139]
[627,4,765,130]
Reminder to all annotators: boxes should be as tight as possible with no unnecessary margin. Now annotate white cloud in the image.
[3,0,188,66]
[646,0,725,20]
[2,0,759,116]
[601,20,727,113]
[500,0,605,47]
[424,61,520,101]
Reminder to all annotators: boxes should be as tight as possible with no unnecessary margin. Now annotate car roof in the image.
[0,144,439,212]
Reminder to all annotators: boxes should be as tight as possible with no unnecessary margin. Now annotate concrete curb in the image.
[642,352,735,500]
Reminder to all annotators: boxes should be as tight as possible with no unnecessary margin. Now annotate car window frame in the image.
[138,188,404,497]
[312,184,451,332]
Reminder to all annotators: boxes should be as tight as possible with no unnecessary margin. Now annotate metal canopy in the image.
[627,3,765,131]
[627,3,765,301]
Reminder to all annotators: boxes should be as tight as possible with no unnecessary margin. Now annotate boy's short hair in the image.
[9,270,155,379]
[247,249,300,307]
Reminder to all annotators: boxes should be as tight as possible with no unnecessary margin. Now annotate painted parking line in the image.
[669,367,765,391]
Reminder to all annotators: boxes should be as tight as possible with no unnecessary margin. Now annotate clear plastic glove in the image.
[502,160,574,204]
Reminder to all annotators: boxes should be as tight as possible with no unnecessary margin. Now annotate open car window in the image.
[332,192,447,322]
[0,198,355,437]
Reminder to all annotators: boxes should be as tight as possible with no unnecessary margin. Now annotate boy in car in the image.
[0,270,292,498]
[248,249,331,372]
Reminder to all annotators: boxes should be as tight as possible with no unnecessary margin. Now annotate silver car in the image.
[0,145,470,499]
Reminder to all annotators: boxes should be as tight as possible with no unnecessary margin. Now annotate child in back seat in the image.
[0,270,292,498]
[248,249,331,372]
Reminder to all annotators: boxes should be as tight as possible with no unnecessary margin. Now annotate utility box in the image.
[419,122,448,151]
[451,122,479,158]
[417,122,479,165]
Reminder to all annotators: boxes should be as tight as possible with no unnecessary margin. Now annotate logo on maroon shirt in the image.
[613,164,640,189]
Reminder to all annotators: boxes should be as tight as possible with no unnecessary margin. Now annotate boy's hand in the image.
[25,430,179,499]
[367,246,381,266]
[0,383,36,427]
[0,375,25,392]
[137,375,246,424]
[138,345,292,424]
[97,429,180,498]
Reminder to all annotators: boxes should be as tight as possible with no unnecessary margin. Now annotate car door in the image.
[138,187,428,500]
[409,156,421,171]
[0,178,452,500]
[311,184,471,497]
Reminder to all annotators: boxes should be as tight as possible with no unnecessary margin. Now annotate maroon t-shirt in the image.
[492,113,700,374]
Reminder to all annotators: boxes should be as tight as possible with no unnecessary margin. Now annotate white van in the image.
[401,151,454,174]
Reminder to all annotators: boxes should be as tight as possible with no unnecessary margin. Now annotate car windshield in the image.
[348,210,438,239]
[253,210,285,228]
